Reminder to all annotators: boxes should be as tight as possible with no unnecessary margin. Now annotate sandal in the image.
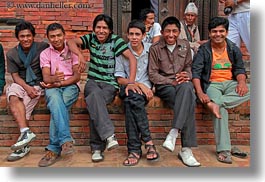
[216,151,232,164]
[61,141,74,156]
[231,146,248,159]
[123,152,141,166]
[145,144,160,161]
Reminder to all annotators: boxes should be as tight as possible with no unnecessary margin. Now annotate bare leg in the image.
[9,96,27,129]
[206,101,222,119]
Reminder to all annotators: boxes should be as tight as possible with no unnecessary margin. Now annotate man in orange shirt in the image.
[192,17,250,164]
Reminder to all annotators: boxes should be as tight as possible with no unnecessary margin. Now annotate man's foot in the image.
[162,134,176,152]
[91,150,104,162]
[61,141,74,156]
[123,152,141,166]
[216,151,232,164]
[7,146,30,162]
[106,134,119,151]
[38,150,60,167]
[11,130,36,151]
[206,102,221,119]
[178,148,201,167]
[145,144,160,161]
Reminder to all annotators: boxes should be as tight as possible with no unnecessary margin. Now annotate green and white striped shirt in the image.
[81,32,128,88]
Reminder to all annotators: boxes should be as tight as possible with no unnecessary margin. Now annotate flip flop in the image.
[216,151,232,164]
[123,153,141,166]
[231,146,248,159]
[145,144,160,162]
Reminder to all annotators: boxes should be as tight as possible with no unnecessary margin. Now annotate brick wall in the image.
[0,0,103,54]
[0,94,250,147]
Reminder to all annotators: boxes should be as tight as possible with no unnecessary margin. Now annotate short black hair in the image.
[161,16,181,31]
[15,20,36,39]
[46,23,65,36]
[208,17,229,31]
[127,20,146,34]
[93,14,113,33]
[139,8,155,21]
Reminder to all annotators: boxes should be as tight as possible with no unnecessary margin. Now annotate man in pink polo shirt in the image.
[38,23,81,167]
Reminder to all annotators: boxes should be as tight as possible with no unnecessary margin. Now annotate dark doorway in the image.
[131,0,150,20]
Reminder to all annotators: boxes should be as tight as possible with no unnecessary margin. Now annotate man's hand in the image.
[236,82,249,96]
[138,83,153,100]
[40,81,61,89]
[175,71,190,84]
[125,83,142,96]
[55,67,65,82]
[225,0,236,7]
[77,54,87,73]
[25,85,40,99]
[197,92,211,104]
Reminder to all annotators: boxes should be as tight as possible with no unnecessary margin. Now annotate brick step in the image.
[0,93,250,147]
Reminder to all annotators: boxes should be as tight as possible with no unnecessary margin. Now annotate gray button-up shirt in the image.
[115,42,152,88]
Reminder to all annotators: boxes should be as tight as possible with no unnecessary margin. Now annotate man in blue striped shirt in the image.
[67,14,137,163]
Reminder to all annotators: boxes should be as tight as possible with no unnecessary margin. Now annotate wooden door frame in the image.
[104,0,218,40]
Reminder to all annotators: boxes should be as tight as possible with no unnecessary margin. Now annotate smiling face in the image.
[127,27,145,48]
[17,29,34,52]
[208,25,228,45]
[47,29,65,52]
[161,24,180,45]
[94,20,111,44]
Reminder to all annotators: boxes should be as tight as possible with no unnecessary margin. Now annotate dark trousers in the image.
[120,88,152,156]
[84,79,118,151]
[155,82,197,147]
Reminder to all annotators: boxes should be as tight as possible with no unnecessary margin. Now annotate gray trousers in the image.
[206,80,250,152]
[155,82,197,147]
[84,79,118,151]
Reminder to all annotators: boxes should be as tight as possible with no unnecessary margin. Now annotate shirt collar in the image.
[127,42,150,57]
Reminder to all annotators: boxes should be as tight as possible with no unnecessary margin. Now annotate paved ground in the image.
[0,145,250,167]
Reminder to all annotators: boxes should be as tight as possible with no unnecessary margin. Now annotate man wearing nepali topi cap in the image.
[179,2,207,57]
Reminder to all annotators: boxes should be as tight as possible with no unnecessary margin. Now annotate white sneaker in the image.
[106,134,119,151]
[178,148,201,167]
[91,150,104,162]
[7,146,31,162]
[11,130,36,151]
[162,134,176,152]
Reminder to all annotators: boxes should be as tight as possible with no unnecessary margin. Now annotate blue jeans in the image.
[45,84,79,154]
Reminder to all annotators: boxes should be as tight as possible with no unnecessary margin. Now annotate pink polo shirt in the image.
[40,42,79,81]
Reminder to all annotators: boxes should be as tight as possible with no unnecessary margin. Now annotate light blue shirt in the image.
[115,42,152,88]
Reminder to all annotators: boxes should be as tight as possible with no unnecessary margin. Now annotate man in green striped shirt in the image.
[68,14,137,163]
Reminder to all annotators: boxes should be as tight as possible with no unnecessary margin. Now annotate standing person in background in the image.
[6,20,49,161]
[219,0,250,52]
[67,14,137,163]
[192,17,250,164]
[38,23,81,167]
[179,2,207,57]
[115,20,159,166]
[148,16,200,167]
[0,43,5,96]
[150,0,159,22]
[140,8,161,44]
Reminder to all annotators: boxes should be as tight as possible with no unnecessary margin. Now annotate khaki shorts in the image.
[6,83,43,120]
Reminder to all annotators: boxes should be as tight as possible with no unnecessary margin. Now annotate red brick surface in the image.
[0,94,250,147]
